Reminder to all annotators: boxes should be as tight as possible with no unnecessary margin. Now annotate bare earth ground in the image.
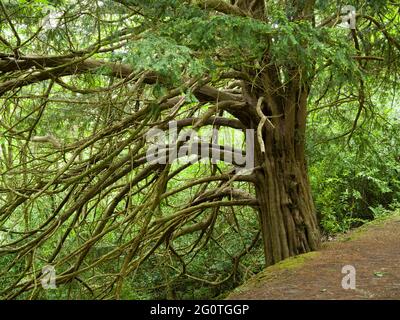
[227,213,400,300]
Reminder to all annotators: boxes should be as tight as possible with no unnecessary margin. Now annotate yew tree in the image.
[0,0,399,298]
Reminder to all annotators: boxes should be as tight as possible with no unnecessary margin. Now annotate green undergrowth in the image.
[336,210,400,242]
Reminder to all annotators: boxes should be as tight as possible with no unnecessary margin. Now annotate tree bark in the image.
[233,0,320,266]
[254,133,320,265]
[243,78,321,265]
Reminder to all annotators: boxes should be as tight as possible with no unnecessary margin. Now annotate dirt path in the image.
[228,214,400,300]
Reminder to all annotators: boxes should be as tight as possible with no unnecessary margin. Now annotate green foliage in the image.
[307,105,400,234]
[123,35,206,84]
[1,0,400,301]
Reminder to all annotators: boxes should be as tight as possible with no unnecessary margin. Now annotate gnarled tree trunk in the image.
[253,103,320,265]
[234,0,320,266]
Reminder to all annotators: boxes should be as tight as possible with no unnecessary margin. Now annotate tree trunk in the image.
[234,0,320,265]
[252,96,320,266]
[254,144,320,266]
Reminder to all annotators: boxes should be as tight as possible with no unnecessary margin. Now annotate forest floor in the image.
[227,212,400,300]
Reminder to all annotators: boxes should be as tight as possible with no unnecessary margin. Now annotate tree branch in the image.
[192,0,247,17]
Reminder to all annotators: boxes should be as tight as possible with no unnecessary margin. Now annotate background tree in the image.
[0,0,399,299]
